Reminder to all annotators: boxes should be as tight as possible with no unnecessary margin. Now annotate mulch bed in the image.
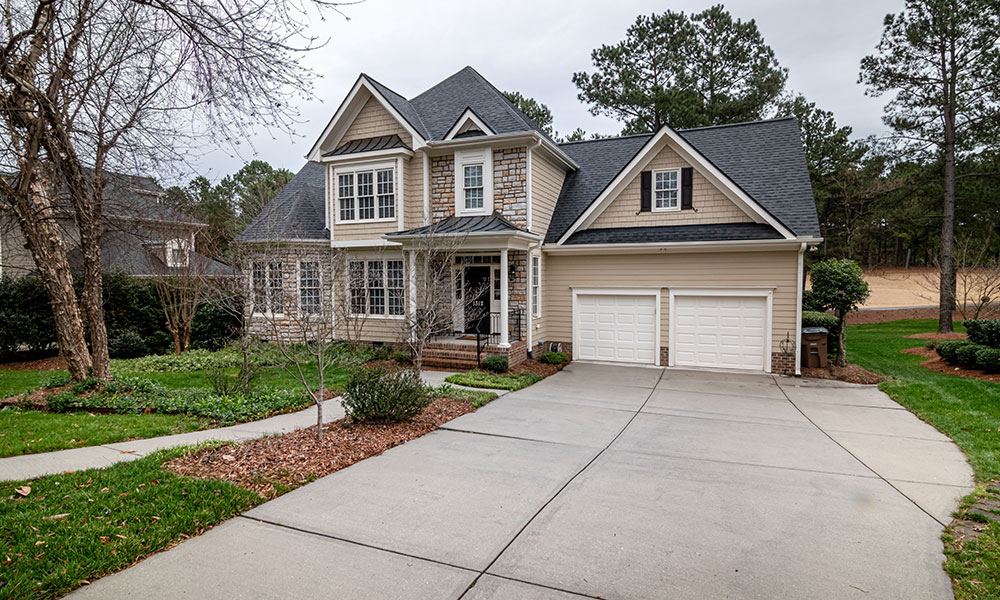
[163,397,475,499]
[0,356,68,371]
[901,346,1000,383]
[904,332,968,341]
[802,363,888,385]
[514,358,565,378]
[0,384,71,410]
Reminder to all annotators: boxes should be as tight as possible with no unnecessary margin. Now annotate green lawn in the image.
[0,410,208,457]
[445,369,543,391]
[0,369,68,398]
[846,319,1000,600]
[138,365,352,392]
[0,447,263,600]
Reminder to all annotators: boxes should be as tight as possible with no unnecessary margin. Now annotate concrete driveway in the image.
[71,363,973,599]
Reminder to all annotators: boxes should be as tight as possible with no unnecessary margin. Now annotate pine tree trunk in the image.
[939,112,957,333]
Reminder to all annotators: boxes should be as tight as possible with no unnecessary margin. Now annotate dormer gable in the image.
[444,108,495,140]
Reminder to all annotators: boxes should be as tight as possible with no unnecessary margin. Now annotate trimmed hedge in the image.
[965,320,1000,349]
[976,347,1000,373]
[802,311,838,330]
[481,354,509,373]
[538,351,568,364]
[342,367,429,422]
[936,340,991,369]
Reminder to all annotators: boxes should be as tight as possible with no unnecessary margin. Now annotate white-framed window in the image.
[454,149,492,216]
[298,261,321,315]
[165,239,190,268]
[348,258,405,317]
[336,164,395,223]
[531,255,541,316]
[653,168,680,211]
[252,261,283,314]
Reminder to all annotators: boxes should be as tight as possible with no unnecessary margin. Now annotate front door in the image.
[463,266,491,334]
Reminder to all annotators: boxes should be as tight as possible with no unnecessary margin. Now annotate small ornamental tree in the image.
[808,259,870,366]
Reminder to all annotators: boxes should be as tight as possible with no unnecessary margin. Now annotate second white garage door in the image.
[672,294,768,371]
[575,293,657,364]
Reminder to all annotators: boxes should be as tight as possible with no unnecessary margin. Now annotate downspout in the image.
[795,242,806,376]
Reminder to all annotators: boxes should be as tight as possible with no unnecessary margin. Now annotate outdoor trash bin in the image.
[801,327,829,369]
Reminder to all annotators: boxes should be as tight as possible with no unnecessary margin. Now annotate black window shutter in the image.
[681,167,693,210]
[640,171,652,212]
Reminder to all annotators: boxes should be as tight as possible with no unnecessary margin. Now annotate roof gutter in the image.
[543,237,823,255]
[425,132,578,171]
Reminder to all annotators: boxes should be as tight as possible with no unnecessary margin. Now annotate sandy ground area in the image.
[807,267,992,310]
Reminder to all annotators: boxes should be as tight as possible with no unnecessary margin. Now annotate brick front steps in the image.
[420,340,528,370]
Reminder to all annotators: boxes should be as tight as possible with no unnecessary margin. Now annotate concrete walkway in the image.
[67,363,973,599]
[0,371,493,482]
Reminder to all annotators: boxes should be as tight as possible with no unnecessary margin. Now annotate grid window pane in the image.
[377,169,395,219]
[387,260,404,316]
[493,268,500,301]
[349,261,366,314]
[654,170,679,209]
[299,261,320,315]
[253,262,267,313]
[338,174,355,221]
[368,261,384,315]
[358,172,375,219]
[268,262,283,313]
[531,256,540,315]
[464,165,484,209]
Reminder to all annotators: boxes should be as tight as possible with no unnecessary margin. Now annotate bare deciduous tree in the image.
[0,0,347,380]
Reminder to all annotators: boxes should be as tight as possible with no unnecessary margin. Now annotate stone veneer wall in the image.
[509,250,528,341]
[245,245,334,343]
[430,155,456,222]
[492,147,527,227]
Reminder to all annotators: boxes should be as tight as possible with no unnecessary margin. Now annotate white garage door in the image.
[575,294,657,364]
[672,294,767,371]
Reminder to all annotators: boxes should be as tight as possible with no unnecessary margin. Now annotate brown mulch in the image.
[515,358,565,378]
[0,356,68,371]
[802,363,888,385]
[163,397,475,499]
[904,332,968,341]
[901,346,1000,383]
[847,308,964,325]
[0,384,71,410]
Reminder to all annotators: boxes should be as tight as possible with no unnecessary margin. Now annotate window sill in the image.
[347,314,406,321]
[335,217,397,225]
[651,206,682,213]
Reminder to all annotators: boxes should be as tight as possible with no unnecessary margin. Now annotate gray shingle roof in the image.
[563,223,783,245]
[363,67,557,144]
[325,134,409,157]
[237,161,328,243]
[545,118,820,243]
[67,230,234,277]
[386,213,527,236]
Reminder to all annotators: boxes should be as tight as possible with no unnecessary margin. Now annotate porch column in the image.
[408,250,416,341]
[499,249,510,347]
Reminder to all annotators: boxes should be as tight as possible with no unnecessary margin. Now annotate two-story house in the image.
[1,173,233,280]
[238,67,822,375]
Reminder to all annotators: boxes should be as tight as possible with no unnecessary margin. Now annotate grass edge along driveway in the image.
[846,319,1000,600]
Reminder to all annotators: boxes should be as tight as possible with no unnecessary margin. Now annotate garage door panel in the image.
[575,294,657,365]
[673,294,767,371]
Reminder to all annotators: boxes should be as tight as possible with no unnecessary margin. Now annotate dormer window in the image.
[653,168,680,212]
[165,239,190,268]
[336,163,396,223]
[455,149,492,216]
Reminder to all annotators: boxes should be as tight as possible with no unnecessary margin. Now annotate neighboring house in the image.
[0,173,233,279]
[238,66,822,375]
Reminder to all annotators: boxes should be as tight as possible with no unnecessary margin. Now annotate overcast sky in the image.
[191,0,900,184]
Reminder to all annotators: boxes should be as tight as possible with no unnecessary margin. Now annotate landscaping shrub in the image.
[112,348,284,373]
[955,343,985,368]
[70,377,100,395]
[539,351,568,364]
[190,301,242,351]
[41,372,71,389]
[481,354,508,373]
[45,392,77,413]
[801,289,825,312]
[342,367,429,422]
[107,329,148,359]
[975,347,1000,372]
[802,310,838,330]
[0,274,57,355]
[936,340,974,364]
[391,350,413,364]
[965,319,1000,349]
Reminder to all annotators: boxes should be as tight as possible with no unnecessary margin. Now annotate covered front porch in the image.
[385,214,537,366]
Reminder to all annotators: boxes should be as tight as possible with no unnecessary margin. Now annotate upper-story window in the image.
[454,149,492,216]
[336,164,395,223]
[165,238,190,268]
[653,168,680,211]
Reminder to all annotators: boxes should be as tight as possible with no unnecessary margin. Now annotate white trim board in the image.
[444,108,496,140]
[667,287,773,373]
[555,126,796,244]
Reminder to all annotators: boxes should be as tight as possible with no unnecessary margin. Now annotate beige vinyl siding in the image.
[404,153,425,230]
[589,144,753,229]
[541,250,799,352]
[341,96,413,148]
[530,152,566,237]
